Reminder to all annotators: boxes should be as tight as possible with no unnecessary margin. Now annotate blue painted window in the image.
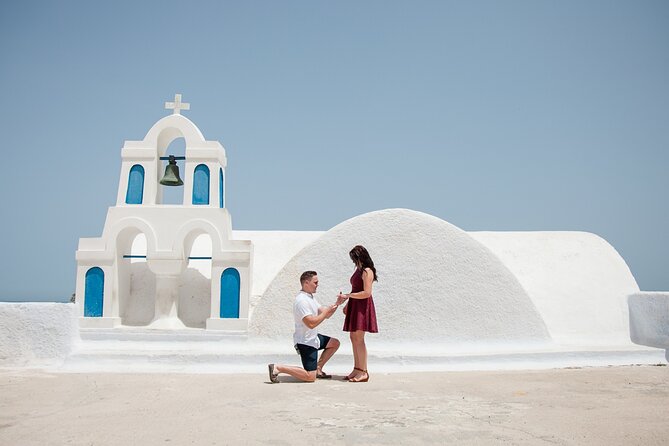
[219,168,224,208]
[220,268,240,318]
[125,165,145,204]
[192,164,210,205]
[84,267,104,317]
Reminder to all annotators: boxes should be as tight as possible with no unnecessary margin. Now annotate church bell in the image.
[159,155,184,186]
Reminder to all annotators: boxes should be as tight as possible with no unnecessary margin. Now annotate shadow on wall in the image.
[178,267,211,329]
[119,263,211,328]
[121,262,155,326]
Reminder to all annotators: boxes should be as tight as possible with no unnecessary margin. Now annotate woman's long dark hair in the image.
[349,245,378,282]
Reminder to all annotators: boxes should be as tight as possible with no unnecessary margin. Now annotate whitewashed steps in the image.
[58,328,666,374]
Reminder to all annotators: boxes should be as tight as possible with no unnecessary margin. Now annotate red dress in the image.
[343,268,379,333]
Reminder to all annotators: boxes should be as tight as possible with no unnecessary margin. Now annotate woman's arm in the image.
[346,268,374,299]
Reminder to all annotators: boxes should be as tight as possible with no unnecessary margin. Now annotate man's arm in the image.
[303,305,337,329]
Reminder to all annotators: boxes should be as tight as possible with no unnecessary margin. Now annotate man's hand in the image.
[306,304,339,328]
[324,305,337,319]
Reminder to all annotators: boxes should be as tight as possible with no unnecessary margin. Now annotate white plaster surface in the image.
[122,261,155,325]
[470,231,640,345]
[628,292,669,351]
[231,230,323,310]
[250,209,551,345]
[123,233,214,328]
[0,303,79,366]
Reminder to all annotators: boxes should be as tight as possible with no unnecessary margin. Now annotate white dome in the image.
[249,209,550,344]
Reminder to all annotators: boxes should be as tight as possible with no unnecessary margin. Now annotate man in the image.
[268,271,345,383]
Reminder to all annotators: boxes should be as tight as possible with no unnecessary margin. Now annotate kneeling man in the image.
[268,271,345,383]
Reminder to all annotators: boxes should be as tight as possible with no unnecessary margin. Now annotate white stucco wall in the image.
[232,230,323,313]
[250,209,551,345]
[0,303,79,366]
[470,232,640,345]
[628,292,669,351]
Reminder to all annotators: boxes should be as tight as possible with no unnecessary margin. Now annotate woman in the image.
[339,245,378,383]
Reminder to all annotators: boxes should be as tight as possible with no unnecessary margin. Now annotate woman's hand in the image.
[336,292,348,306]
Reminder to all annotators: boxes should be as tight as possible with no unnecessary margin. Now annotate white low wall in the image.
[0,303,79,367]
[628,292,669,355]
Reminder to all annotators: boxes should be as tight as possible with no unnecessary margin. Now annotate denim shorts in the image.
[294,334,332,371]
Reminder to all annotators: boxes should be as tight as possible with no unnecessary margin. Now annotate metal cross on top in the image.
[165,93,190,115]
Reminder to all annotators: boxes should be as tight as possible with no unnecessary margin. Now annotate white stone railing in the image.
[628,292,669,362]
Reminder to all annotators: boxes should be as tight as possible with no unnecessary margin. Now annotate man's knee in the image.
[327,337,341,350]
[305,370,317,382]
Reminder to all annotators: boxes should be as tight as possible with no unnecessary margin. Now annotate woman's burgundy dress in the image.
[343,268,378,333]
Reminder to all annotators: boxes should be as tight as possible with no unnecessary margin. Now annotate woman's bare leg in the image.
[347,331,362,379]
[349,331,368,381]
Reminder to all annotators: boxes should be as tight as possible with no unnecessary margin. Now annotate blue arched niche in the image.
[84,267,104,317]
[220,268,240,318]
[193,164,210,205]
[125,165,145,204]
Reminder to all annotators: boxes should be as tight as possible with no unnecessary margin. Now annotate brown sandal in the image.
[349,369,369,383]
[343,367,365,381]
[268,363,279,384]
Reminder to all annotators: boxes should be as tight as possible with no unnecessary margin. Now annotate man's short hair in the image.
[300,271,317,284]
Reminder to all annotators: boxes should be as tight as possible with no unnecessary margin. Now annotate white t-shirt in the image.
[293,291,321,348]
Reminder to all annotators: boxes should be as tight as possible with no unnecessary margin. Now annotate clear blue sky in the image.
[1,0,667,301]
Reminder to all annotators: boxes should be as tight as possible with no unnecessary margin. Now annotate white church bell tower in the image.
[75,95,252,331]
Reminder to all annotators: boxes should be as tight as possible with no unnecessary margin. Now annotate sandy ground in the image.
[0,366,667,446]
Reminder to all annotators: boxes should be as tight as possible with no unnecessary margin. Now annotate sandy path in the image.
[1,366,667,445]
